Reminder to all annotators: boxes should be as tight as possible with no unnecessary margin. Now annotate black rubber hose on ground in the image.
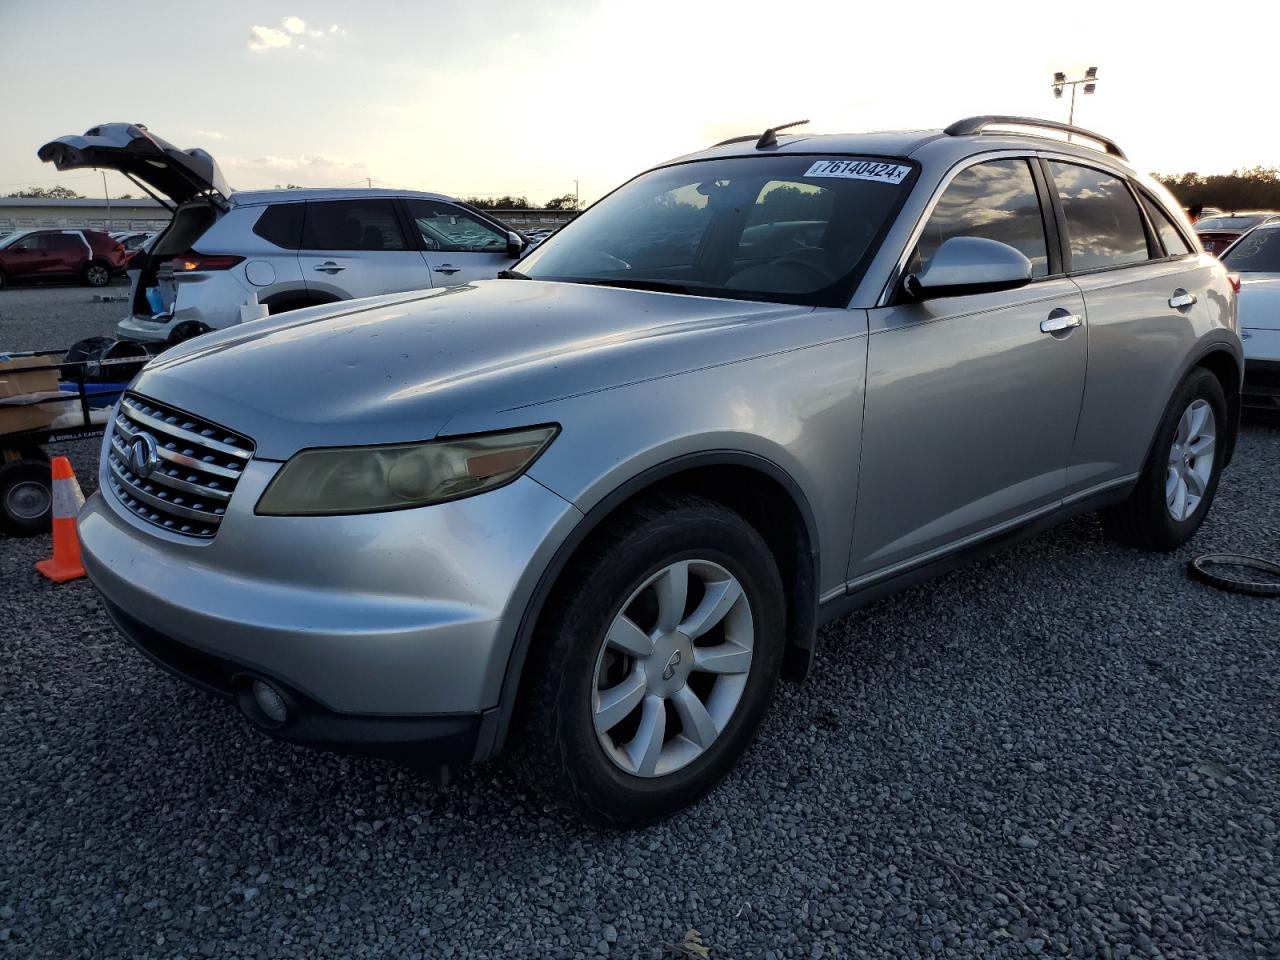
[1188,554,1280,597]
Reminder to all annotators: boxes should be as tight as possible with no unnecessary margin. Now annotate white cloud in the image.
[248,18,343,51]
[193,129,226,140]
[222,153,369,188]
[247,25,291,52]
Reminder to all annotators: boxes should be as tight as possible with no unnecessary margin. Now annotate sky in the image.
[1,0,1276,205]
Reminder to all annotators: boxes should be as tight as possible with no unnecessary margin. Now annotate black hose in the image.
[1188,554,1280,597]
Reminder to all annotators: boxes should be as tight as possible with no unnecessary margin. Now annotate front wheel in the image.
[520,495,785,826]
[1102,367,1227,551]
[82,260,111,287]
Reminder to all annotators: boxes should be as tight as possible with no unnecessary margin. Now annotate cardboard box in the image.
[0,355,61,400]
[0,391,69,435]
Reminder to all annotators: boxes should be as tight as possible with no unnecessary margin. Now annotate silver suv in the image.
[40,124,528,344]
[75,116,1241,825]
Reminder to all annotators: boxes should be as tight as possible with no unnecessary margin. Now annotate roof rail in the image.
[943,115,1127,160]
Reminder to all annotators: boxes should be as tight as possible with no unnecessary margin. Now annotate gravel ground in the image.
[2,285,1278,958]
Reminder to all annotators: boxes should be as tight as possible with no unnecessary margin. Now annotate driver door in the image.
[848,157,1087,582]
[403,199,516,286]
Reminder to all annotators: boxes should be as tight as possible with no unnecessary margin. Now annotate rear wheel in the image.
[1102,368,1227,551]
[519,495,785,826]
[82,260,111,287]
[0,458,53,537]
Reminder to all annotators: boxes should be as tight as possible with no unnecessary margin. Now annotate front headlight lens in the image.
[256,425,558,516]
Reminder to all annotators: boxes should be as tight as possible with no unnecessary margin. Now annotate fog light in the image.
[252,679,288,724]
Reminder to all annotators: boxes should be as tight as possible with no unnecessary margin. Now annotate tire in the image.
[0,459,54,537]
[82,260,111,287]
[0,268,7,290]
[518,494,785,826]
[1102,367,1227,551]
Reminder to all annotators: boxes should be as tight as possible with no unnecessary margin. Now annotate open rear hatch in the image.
[38,123,230,211]
[39,124,230,328]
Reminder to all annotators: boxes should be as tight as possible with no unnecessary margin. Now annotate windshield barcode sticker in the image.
[804,160,911,184]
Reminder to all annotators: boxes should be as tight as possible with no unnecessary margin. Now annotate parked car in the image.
[0,228,127,288]
[1221,223,1280,413]
[1194,212,1280,256]
[39,124,530,344]
[73,115,1240,825]
[112,230,156,253]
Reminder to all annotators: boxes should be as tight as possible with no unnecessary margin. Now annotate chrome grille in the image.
[106,393,254,538]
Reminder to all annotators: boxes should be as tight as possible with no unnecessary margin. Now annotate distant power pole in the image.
[573,180,580,210]
[367,177,372,188]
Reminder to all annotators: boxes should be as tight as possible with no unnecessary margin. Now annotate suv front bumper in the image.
[78,464,582,762]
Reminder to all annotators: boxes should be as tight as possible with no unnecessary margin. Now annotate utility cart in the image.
[0,348,144,536]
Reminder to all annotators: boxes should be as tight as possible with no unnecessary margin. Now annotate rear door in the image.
[46,232,88,275]
[298,198,434,300]
[849,156,1088,581]
[402,198,514,286]
[1041,159,1216,496]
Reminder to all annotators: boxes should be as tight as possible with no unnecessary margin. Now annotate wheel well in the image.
[487,458,820,762]
[261,291,343,315]
[1196,349,1241,466]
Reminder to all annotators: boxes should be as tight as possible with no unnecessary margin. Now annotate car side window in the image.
[1047,161,1150,271]
[18,234,49,250]
[403,199,508,253]
[253,203,304,249]
[300,200,408,252]
[914,159,1049,278]
[1139,194,1191,257]
[48,234,82,251]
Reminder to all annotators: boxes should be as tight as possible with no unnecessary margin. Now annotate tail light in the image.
[172,251,244,272]
[1226,273,1241,295]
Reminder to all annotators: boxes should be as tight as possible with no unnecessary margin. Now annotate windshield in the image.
[1223,229,1280,272]
[1196,217,1261,231]
[517,155,915,307]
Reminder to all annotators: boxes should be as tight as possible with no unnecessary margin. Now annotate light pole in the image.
[1051,67,1098,133]
[573,180,579,210]
[102,171,112,231]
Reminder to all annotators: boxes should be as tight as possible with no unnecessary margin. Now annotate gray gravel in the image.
[2,285,1279,958]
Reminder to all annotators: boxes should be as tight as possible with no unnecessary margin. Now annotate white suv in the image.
[40,124,529,344]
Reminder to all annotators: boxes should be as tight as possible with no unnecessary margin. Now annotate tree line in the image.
[3,184,582,209]
[1152,166,1280,212]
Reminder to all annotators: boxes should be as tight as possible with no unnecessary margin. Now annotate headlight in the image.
[256,425,558,516]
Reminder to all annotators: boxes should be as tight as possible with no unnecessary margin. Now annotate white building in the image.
[0,197,170,234]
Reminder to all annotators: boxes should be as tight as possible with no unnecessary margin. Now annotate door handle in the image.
[1040,312,1083,334]
[313,261,345,274]
[1169,290,1197,309]
[433,264,461,275]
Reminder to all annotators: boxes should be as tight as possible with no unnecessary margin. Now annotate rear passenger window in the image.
[253,203,304,249]
[915,159,1049,278]
[1047,162,1150,270]
[301,200,408,251]
[1139,194,1192,257]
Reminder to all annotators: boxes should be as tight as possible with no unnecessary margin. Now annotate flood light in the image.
[1085,66,1098,80]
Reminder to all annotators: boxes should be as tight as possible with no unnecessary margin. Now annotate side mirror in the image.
[506,230,527,259]
[905,236,1033,300]
[12,244,27,253]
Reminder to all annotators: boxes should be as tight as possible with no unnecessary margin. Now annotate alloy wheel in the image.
[1166,398,1216,522]
[591,559,754,778]
[86,264,109,286]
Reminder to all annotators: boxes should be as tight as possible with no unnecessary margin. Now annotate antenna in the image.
[755,120,809,150]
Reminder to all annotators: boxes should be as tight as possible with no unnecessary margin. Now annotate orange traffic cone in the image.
[35,456,85,583]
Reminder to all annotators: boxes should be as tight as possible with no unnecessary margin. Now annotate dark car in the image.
[1195,212,1280,256]
[0,228,128,288]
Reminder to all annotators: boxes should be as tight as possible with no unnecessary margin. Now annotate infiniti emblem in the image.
[662,649,682,681]
[128,432,160,479]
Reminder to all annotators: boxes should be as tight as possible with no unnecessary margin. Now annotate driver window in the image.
[914,159,1049,278]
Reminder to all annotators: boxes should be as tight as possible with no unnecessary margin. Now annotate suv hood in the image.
[38,123,229,210]
[133,280,814,459]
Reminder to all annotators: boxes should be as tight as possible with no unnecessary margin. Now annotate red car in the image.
[1194,212,1280,257]
[0,228,127,288]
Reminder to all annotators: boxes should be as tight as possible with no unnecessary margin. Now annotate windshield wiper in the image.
[574,277,695,295]
[497,269,531,280]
